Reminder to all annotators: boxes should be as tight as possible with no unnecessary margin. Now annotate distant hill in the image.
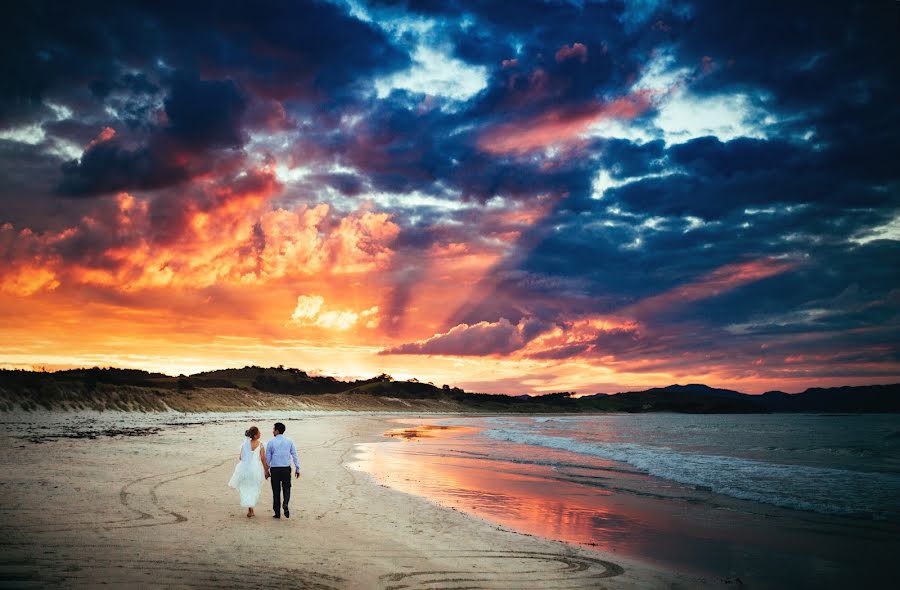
[0,367,897,413]
[579,385,764,413]
[646,384,747,399]
[756,384,900,413]
[581,383,900,413]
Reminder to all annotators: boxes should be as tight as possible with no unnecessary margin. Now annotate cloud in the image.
[477,92,652,155]
[1,0,899,391]
[526,321,644,360]
[0,167,401,293]
[436,256,796,364]
[555,43,588,63]
[375,45,487,101]
[0,0,408,126]
[57,137,193,197]
[163,77,247,149]
[0,232,61,295]
[86,127,116,149]
[382,317,550,356]
[602,135,898,221]
[627,258,796,320]
[289,295,380,331]
[291,294,324,319]
[57,76,249,197]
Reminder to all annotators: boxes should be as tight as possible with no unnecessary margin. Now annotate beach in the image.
[0,412,716,589]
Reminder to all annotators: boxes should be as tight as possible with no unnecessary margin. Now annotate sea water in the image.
[481,414,900,520]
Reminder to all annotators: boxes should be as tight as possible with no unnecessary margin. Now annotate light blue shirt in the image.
[266,434,301,472]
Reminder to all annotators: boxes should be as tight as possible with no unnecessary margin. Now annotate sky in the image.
[1,0,898,394]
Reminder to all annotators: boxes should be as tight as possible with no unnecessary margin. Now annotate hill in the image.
[579,386,764,413]
[581,382,900,413]
[0,367,897,413]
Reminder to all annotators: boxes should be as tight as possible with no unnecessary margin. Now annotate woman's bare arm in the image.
[260,444,270,474]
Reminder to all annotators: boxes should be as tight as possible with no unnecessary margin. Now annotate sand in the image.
[0,413,723,589]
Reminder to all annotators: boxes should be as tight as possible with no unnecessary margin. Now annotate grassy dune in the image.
[0,381,469,413]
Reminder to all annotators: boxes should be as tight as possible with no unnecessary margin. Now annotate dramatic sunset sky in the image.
[1,1,898,394]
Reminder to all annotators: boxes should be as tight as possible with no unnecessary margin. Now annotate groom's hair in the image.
[274,422,286,434]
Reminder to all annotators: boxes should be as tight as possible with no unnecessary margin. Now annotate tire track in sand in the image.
[0,554,345,589]
[0,462,220,535]
[113,458,230,529]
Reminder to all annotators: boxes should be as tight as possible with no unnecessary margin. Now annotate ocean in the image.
[350,413,900,588]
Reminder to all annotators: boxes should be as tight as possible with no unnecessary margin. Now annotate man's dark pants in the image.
[270,466,292,515]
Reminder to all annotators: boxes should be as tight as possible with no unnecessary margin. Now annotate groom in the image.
[266,422,301,518]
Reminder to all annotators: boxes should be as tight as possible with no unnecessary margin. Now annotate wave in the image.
[451,448,643,475]
[483,428,900,517]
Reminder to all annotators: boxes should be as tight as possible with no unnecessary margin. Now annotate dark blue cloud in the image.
[0,0,411,199]
[57,139,192,197]
[0,0,408,123]
[605,135,898,220]
[164,77,247,149]
[57,75,249,196]
[601,138,666,179]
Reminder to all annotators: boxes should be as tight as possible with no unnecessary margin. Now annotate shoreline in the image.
[0,412,719,589]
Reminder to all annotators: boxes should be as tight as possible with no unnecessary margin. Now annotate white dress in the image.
[228,438,265,508]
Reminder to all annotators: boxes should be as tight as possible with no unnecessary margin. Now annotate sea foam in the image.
[483,427,900,517]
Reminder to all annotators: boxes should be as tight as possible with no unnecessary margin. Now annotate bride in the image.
[227,425,270,517]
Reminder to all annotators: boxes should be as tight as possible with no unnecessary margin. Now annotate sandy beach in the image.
[0,412,722,589]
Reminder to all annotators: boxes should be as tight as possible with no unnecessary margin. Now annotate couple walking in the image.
[228,422,301,518]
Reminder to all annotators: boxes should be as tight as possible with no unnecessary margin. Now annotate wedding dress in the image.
[228,438,265,507]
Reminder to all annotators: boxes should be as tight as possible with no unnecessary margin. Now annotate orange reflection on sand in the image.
[354,420,637,553]
[383,424,476,440]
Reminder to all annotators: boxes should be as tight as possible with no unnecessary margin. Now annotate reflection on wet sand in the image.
[358,421,635,553]
[384,424,463,440]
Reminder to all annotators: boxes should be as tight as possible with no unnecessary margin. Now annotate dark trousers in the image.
[270,466,292,515]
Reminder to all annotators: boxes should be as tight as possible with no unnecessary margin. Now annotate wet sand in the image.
[0,412,719,589]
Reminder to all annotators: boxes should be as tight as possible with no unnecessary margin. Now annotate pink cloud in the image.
[629,258,795,319]
[381,317,550,356]
[555,43,588,63]
[477,91,652,155]
[383,257,795,361]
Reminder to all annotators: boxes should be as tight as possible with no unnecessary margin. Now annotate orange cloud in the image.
[325,211,400,274]
[0,170,400,294]
[0,263,60,296]
[289,294,380,331]
[0,223,71,295]
[86,126,116,149]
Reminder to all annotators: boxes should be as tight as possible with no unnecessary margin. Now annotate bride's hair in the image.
[245,426,260,439]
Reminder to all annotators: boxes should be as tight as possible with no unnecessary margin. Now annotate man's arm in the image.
[290,441,301,477]
[266,440,274,465]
